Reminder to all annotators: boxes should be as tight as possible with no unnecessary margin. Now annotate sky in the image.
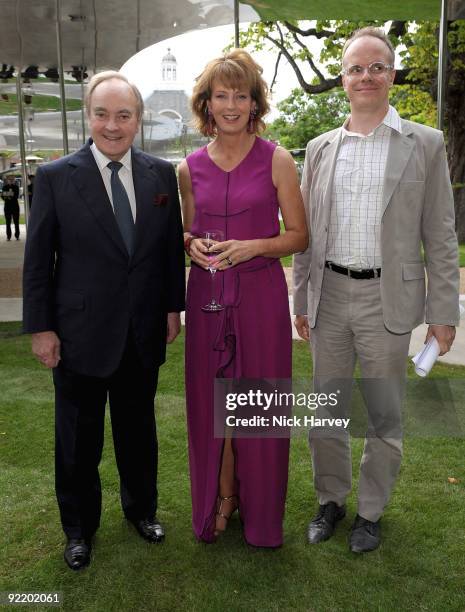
[120,23,311,119]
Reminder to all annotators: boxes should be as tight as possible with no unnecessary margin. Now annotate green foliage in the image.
[239,19,408,81]
[235,21,288,53]
[265,88,349,149]
[397,21,465,91]
[398,22,439,89]
[238,19,439,129]
[389,85,436,127]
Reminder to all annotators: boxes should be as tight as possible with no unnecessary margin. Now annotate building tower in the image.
[161,48,177,82]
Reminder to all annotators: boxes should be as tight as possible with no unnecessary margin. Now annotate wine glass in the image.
[201,230,224,312]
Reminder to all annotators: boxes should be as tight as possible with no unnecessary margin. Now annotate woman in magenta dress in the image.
[179,50,307,548]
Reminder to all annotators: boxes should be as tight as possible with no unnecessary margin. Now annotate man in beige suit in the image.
[293,27,459,553]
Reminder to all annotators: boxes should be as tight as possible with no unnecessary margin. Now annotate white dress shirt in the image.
[326,105,402,270]
[90,143,137,222]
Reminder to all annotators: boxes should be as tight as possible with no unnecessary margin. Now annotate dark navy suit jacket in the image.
[23,140,185,377]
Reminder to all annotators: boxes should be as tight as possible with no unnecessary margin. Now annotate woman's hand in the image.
[210,239,258,270]
[189,237,212,269]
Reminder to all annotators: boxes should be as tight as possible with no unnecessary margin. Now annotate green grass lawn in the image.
[1,322,464,611]
[280,220,293,267]
[459,243,465,267]
[0,215,25,225]
[0,94,81,115]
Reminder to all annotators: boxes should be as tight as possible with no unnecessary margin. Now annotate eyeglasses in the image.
[342,61,394,77]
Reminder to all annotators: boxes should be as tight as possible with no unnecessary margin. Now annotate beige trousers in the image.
[309,267,411,522]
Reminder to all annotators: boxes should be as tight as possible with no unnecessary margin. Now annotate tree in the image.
[265,88,349,149]
[240,20,465,240]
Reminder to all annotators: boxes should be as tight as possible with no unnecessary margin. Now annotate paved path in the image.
[1,224,464,365]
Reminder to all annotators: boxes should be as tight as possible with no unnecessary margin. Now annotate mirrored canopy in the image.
[0,0,259,73]
[1,0,461,75]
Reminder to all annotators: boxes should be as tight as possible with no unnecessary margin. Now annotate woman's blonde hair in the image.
[191,49,270,137]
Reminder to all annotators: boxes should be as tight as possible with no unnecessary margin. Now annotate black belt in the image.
[325,261,381,279]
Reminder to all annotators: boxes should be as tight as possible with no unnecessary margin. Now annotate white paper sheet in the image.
[412,336,441,377]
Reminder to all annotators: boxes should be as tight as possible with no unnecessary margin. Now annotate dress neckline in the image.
[205,136,258,174]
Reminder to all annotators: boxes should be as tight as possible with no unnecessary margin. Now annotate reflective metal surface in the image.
[0,0,259,71]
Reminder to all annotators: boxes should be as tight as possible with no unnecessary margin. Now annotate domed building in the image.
[144,48,192,143]
[161,48,177,82]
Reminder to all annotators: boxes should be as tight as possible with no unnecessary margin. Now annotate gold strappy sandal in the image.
[214,494,238,536]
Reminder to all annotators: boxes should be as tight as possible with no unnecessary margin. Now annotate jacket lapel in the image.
[131,148,161,261]
[68,141,128,258]
[320,129,342,220]
[382,121,415,215]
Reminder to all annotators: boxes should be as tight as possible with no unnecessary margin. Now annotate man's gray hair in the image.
[84,70,144,120]
[342,26,395,65]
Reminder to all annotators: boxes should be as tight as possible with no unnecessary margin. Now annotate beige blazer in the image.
[293,119,460,333]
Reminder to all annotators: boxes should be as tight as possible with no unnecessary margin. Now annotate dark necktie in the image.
[107,161,135,256]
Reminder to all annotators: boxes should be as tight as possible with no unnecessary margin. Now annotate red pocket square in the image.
[154,193,169,206]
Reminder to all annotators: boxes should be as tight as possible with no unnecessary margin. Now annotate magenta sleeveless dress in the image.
[185,137,291,547]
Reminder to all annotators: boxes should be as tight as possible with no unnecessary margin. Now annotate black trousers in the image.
[4,202,20,240]
[52,331,159,539]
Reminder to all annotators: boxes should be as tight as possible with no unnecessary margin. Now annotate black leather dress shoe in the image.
[130,518,165,543]
[64,538,91,571]
[349,515,380,553]
[307,502,346,544]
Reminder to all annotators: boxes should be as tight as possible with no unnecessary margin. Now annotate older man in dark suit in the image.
[23,71,185,570]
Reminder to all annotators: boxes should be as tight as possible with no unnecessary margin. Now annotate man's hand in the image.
[294,315,310,341]
[166,312,181,344]
[425,324,456,356]
[31,331,61,368]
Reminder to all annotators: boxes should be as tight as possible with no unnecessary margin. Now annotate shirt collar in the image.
[90,142,132,172]
[341,105,402,138]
